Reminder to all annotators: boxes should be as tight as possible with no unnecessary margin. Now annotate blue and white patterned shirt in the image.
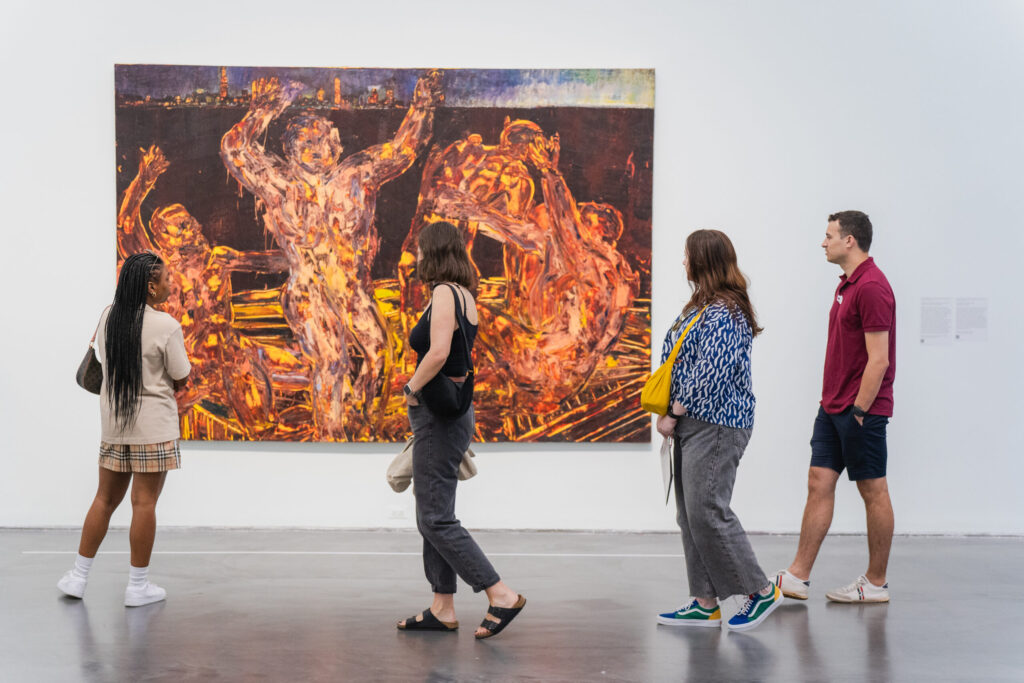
[659,302,756,429]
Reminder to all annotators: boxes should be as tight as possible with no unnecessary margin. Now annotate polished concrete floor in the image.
[1,529,1022,682]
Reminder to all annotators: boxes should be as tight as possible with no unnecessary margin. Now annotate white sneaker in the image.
[825,575,889,603]
[57,570,87,599]
[773,569,810,600]
[124,581,167,607]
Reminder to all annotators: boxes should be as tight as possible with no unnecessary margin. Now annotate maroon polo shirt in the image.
[821,257,896,416]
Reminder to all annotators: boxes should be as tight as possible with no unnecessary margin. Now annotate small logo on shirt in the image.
[836,294,844,304]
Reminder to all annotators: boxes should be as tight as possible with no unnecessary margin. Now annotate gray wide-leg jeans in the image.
[673,415,768,599]
[409,403,500,594]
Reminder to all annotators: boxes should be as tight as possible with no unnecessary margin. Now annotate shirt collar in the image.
[839,256,875,285]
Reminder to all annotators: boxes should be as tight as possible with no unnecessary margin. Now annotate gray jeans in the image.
[673,415,767,599]
[409,403,500,594]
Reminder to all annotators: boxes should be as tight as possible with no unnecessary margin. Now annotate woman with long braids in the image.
[652,230,783,632]
[57,252,191,606]
[396,221,526,639]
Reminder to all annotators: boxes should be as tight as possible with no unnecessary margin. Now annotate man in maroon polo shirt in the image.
[774,210,896,604]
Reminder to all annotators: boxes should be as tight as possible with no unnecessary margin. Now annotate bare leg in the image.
[475,580,521,638]
[787,467,841,580]
[430,593,456,622]
[78,468,132,557]
[856,477,894,585]
[128,472,167,568]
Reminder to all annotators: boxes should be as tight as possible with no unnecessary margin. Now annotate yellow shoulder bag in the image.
[640,307,707,415]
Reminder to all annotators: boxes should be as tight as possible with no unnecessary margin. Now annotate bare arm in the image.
[854,331,890,422]
[532,133,587,248]
[428,184,545,251]
[422,144,543,251]
[351,70,443,185]
[220,78,301,204]
[117,145,167,258]
[406,286,458,398]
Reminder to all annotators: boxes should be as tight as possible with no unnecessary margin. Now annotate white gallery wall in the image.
[1,0,1021,534]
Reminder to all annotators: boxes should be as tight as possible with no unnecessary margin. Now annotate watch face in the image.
[403,385,411,395]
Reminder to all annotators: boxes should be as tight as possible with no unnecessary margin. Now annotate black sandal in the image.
[475,594,526,639]
[397,609,458,632]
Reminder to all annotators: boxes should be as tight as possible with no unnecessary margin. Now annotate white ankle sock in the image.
[128,565,149,587]
[759,584,774,596]
[72,554,94,580]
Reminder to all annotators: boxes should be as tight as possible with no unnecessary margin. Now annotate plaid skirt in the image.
[99,440,181,473]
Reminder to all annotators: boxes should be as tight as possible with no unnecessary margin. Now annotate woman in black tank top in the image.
[396,221,526,639]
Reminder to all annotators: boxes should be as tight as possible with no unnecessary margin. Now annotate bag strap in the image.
[664,306,708,365]
[444,283,474,374]
[89,306,111,348]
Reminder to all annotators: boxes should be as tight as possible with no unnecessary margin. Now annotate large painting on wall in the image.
[115,65,653,442]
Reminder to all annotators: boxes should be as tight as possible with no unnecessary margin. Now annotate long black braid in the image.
[105,252,163,431]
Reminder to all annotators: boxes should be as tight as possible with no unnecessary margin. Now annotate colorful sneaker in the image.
[657,599,722,628]
[124,581,167,607]
[774,569,810,600]
[727,585,783,631]
[825,575,889,603]
[57,570,87,599]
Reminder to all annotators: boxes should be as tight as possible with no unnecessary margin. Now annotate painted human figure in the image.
[401,120,638,409]
[397,118,544,335]
[118,145,287,437]
[221,72,443,440]
[502,131,639,407]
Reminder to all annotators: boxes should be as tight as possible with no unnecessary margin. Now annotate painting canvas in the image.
[114,66,653,442]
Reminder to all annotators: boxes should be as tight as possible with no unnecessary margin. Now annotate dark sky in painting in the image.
[114,66,655,108]
[115,106,654,289]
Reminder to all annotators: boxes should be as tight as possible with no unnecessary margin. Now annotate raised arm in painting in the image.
[117,145,167,258]
[349,70,443,185]
[220,77,302,205]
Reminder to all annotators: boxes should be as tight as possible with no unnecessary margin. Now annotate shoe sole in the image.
[125,595,166,607]
[825,594,889,603]
[780,590,808,600]
[57,581,85,599]
[727,594,784,632]
[656,616,722,628]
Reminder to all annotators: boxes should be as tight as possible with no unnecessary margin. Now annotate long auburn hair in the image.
[683,230,763,336]
[417,221,478,291]
[105,252,164,430]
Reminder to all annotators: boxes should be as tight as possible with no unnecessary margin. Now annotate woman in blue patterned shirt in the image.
[653,230,783,632]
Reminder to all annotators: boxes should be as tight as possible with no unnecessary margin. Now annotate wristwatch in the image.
[668,407,686,419]
[403,384,422,401]
[852,405,867,419]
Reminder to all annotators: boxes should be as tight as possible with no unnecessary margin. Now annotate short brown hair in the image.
[828,210,872,252]
[416,221,478,291]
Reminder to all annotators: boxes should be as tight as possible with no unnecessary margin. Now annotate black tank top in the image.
[408,284,478,376]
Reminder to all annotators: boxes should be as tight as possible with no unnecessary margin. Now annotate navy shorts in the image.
[810,405,889,481]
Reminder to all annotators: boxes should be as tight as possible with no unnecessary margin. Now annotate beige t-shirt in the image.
[94,305,191,444]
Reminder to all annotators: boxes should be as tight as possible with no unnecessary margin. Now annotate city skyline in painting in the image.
[116,66,655,108]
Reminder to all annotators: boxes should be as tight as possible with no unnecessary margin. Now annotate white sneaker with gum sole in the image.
[773,570,810,600]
